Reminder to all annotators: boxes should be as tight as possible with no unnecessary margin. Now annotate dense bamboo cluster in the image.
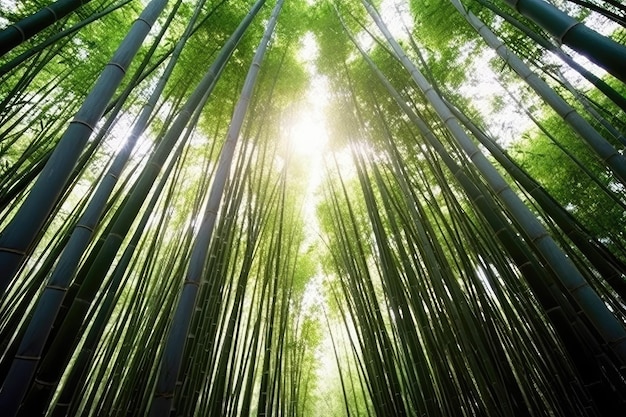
[0,0,625,415]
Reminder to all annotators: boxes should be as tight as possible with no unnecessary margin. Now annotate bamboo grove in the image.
[0,0,625,415]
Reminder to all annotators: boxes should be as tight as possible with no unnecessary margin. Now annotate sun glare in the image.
[288,33,330,159]
[381,0,413,40]
[289,113,328,156]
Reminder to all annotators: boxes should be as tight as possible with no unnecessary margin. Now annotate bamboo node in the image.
[44,6,58,20]
[107,61,127,74]
[70,119,95,131]
[75,297,91,306]
[8,24,26,41]
[154,391,175,399]
[609,334,626,345]
[76,223,95,233]
[603,151,621,164]
[494,42,509,58]
[14,354,41,360]
[135,17,152,29]
[530,231,549,244]
[467,148,481,160]
[34,378,59,387]
[493,184,509,196]
[569,280,589,293]
[45,284,68,292]
[561,107,577,121]
[544,306,561,314]
[558,21,582,44]
[442,115,456,125]
[493,228,508,237]
[0,246,26,255]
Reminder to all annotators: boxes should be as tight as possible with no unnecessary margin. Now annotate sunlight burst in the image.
[288,33,330,160]
[289,110,328,157]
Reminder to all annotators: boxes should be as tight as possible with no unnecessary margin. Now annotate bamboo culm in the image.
[13,1,267,414]
[0,0,94,56]
[450,0,626,186]
[503,0,626,82]
[149,0,283,415]
[0,0,200,413]
[362,0,626,366]
[0,0,170,294]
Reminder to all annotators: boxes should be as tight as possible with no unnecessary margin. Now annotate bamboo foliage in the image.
[356,0,626,368]
[313,0,626,414]
[0,1,194,411]
[318,86,595,414]
[449,0,626,188]
[472,0,626,113]
[1,0,626,415]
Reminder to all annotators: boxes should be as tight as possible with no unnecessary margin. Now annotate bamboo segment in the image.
[503,0,626,82]
[450,0,626,186]
[0,0,94,56]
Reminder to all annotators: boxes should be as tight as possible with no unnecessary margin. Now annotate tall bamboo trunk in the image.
[8,3,268,415]
[450,0,626,186]
[0,0,169,293]
[0,0,134,77]
[0,0,204,413]
[473,0,626,113]
[149,1,283,415]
